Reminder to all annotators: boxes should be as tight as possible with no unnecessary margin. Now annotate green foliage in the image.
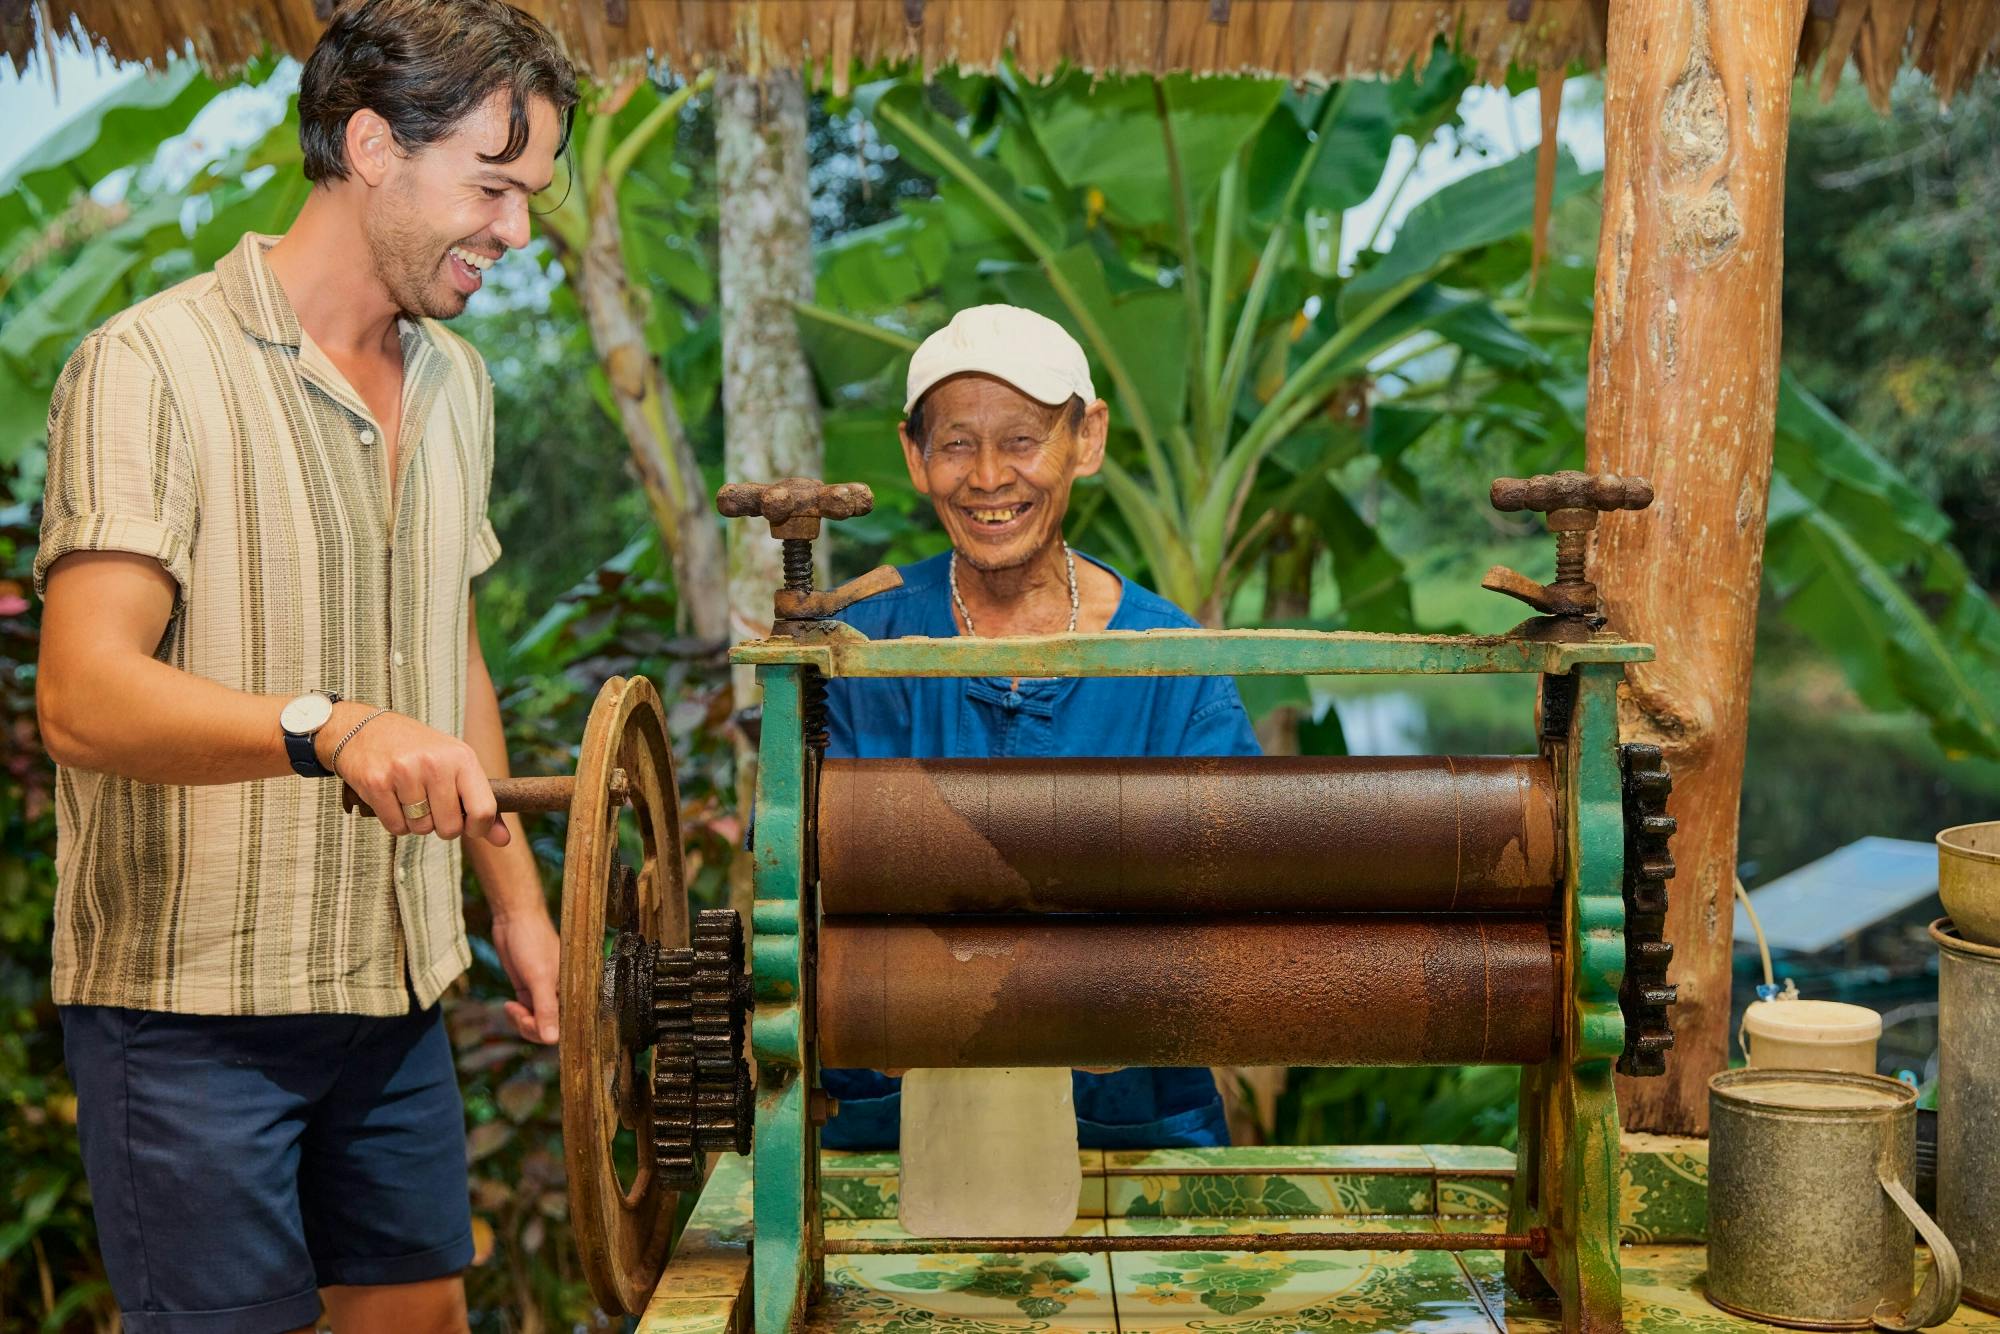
[1783,72,2000,589]
[462,295,653,660]
[1276,1067,1521,1148]
[1767,373,2000,758]
[0,64,218,242]
[0,63,306,471]
[0,501,113,1332]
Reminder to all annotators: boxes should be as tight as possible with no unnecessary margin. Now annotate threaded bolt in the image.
[1554,529,1589,587]
[781,538,814,593]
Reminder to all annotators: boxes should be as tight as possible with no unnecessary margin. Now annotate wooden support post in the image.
[1586,0,1811,1135]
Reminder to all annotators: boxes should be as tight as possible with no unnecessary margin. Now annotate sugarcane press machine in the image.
[353,471,1678,1333]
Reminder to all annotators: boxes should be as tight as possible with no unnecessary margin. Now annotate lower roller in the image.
[817,914,1556,1069]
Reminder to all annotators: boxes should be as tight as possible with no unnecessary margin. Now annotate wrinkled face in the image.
[901,373,1108,573]
[360,89,560,320]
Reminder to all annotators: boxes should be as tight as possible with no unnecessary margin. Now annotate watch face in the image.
[281,693,335,735]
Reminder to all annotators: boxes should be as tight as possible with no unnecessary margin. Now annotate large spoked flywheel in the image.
[558,676,752,1315]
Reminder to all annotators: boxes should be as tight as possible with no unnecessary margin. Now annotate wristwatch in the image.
[280,690,343,778]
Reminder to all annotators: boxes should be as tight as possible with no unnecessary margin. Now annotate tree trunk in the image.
[1586,0,1810,1136]
[570,171,731,645]
[718,69,822,655]
[717,70,822,920]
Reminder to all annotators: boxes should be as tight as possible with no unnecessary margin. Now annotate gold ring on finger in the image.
[401,799,431,821]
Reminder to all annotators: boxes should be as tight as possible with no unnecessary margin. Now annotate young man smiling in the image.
[820,304,1260,1149]
[34,3,575,1329]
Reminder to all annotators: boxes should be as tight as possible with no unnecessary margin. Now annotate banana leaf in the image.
[1766,371,2000,759]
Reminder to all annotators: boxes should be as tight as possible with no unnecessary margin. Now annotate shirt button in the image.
[393,650,406,666]
[358,427,376,445]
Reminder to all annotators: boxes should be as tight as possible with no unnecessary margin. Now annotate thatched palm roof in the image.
[7,1,1999,103]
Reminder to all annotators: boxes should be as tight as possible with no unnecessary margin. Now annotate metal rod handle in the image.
[823,1229,1548,1257]
[340,773,626,819]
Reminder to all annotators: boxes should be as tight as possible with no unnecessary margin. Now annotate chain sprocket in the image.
[1617,743,1677,1077]
[651,908,754,1187]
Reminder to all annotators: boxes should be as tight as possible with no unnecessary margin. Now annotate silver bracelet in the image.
[328,707,390,771]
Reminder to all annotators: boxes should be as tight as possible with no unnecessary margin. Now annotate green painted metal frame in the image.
[737,629,1648,1334]
[1507,663,1628,1333]
[749,666,819,1334]
[733,627,1648,677]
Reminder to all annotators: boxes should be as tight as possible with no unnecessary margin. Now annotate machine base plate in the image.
[634,1141,1991,1334]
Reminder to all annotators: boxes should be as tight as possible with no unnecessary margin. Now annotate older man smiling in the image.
[821,304,1260,1151]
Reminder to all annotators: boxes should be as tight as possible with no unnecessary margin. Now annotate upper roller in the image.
[818,755,1561,914]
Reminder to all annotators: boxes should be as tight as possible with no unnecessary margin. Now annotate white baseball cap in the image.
[904,304,1096,414]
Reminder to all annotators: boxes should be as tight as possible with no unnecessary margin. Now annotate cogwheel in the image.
[1617,743,1678,1077]
[650,909,753,1188]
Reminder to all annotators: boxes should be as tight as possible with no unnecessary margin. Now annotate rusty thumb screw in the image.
[716,478,877,601]
[1483,471,1653,624]
[714,478,906,751]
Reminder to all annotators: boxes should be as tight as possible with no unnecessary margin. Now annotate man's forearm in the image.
[461,652,547,922]
[40,648,327,786]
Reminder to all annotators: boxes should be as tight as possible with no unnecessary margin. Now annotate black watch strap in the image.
[283,691,342,779]
[286,730,336,779]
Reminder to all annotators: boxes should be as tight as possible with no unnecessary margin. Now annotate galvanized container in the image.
[1708,1068,1960,1330]
[1938,823,2000,947]
[1935,918,2000,1312]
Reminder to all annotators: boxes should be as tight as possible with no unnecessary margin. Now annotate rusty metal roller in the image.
[817,756,1560,914]
[817,915,1557,1069]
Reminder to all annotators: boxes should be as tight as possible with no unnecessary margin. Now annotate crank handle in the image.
[339,771,629,820]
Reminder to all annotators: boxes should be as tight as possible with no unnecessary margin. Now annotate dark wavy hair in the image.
[298,0,578,184]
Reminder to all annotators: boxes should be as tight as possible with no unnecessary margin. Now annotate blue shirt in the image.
[819,549,1258,1150]
[826,550,1258,761]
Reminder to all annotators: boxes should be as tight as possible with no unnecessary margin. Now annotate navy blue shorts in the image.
[60,1000,475,1333]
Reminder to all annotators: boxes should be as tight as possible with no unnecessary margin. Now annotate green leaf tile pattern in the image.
[1105,1218,1490,1334]
[818,1139,1714,1228]
[1106,1172,1433,1218]
[823,1151,904,1176]
[1436,1175,1512,1218]
[820,1152,1106,1221]
[818,1218,1117,1334]
[822,1175,901,1220]
[1102,1146,1433,1173]
[1616,1136,1708,1244]
[691,1142,2000,1332]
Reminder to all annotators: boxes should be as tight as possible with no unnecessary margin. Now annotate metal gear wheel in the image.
[651,908,754,1187]
[1617,742,1678,1077]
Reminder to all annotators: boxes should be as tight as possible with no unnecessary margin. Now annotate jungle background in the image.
[1,36,1997,1331]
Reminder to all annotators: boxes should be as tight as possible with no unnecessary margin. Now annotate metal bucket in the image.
[1934,918,2000,1312]
[1708,1068,1961,1330]
[1937,823,2000,948]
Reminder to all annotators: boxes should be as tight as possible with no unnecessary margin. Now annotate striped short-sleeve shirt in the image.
[34,231,501,1016]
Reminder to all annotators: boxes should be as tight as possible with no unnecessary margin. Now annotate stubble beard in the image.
[365,187,466,322]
